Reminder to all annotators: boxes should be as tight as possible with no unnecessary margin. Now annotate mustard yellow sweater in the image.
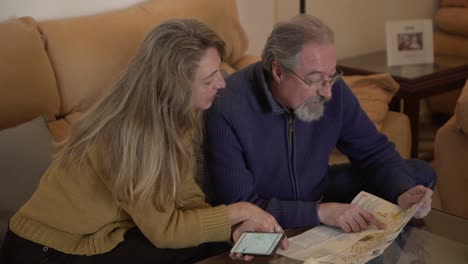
[9,150,231,256]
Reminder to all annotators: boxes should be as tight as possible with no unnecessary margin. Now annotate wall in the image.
[236,0,276,56]
[0,0,145,21]
[238,0,439,59]
[306,0,439,59]
[0,0,438,59]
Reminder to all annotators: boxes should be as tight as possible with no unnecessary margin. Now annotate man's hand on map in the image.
[318,203,387,233]
[229,220,289,261]
[397,185,433,218]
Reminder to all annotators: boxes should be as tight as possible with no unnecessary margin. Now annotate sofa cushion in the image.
[0,17,60,129]
[455,79,468,134]
[38,6,151,116]
[329,74,401,165]
[434,31,468,59]
[38,0,247,117]
[435,7,468,37]
[0,116,53,245]
[343,73,400,130]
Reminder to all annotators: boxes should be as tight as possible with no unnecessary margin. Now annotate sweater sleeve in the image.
[336,82,416,203]
[119,175,231,248]
[204,109,320,228]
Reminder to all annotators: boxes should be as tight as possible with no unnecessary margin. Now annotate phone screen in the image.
[230,232,284,256]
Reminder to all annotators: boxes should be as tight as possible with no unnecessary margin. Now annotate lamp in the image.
[300,0,305,14]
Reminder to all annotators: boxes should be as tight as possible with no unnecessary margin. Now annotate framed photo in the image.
[385,19,434,66]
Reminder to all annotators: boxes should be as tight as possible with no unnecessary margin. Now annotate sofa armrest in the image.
[232,55,261,71]
[381,111,411,159]
[455,79,468,134]
[434,117,468,219]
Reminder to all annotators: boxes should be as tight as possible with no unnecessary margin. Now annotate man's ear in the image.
[272,61,283,83]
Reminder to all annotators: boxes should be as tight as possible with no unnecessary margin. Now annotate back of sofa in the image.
[1,0,248,134]
[37,0,248,130]
[0,17,61,129]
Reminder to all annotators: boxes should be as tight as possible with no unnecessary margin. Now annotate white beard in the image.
[294,96,328,122]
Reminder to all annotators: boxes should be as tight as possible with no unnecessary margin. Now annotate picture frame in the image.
[385,19,434,66]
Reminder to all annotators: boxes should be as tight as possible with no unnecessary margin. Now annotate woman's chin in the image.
[196,102,213,111]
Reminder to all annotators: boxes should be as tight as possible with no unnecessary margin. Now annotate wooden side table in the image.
[338,51,468,157]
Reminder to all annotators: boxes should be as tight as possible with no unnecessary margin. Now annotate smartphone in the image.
[230,232,285,256]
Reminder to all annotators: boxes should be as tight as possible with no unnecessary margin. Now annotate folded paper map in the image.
[278,191,430,264]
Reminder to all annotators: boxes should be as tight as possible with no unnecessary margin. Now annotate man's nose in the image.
[318,83,332,99]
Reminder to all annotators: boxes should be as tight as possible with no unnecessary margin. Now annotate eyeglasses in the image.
[282,65,343,91]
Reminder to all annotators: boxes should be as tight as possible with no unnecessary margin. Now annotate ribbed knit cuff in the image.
[198,205,231,243]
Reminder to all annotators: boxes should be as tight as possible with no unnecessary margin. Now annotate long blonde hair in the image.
[55,19,225,210]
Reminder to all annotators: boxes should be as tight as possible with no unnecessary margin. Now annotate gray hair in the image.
[261,14,334,79]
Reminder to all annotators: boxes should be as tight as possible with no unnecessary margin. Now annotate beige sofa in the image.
[428,0,468,115]
[434,80,468,219]
[0,0,411,249]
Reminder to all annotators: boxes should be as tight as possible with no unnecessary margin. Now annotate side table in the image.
[338,51,468,157]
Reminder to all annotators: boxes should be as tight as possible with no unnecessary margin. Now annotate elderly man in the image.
[204,15,436,232]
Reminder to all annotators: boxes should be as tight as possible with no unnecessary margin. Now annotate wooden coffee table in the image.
[337,51,468,157]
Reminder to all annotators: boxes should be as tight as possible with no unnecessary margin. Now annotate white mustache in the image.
[298,95,328,109]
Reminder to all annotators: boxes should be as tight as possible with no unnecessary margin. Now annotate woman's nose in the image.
[215,71,226,90]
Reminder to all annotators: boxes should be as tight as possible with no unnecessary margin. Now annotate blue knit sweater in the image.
[204,62,415,228]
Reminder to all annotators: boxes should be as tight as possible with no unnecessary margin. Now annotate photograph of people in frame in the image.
[397,32,423,51]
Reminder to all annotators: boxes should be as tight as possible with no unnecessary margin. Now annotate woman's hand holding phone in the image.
[229,220,289,261]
